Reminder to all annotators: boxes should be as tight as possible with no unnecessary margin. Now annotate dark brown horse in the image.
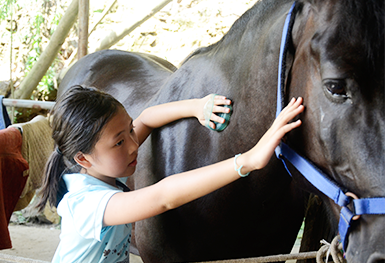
[58,0,384,262]
[285,1,384,262]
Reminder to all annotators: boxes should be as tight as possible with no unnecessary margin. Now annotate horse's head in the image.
[288,0,384,262]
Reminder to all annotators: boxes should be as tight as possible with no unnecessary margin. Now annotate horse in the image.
[281,1,384,262]
[58,0,384,262]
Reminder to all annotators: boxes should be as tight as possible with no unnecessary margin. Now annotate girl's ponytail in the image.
[37,147,67,211]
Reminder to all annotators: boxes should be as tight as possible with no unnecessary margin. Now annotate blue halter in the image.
[275,2,385,251]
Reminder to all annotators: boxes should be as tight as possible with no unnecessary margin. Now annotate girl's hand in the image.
[196,94,232,130]
[243,97,304,171]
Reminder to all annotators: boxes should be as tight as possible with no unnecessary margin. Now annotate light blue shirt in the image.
[52,173,131,263]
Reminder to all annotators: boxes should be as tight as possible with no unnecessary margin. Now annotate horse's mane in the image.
[333,0,384,73]
[180,0,291,65]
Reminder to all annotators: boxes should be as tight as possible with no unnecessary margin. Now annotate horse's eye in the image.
[324,80,346,95]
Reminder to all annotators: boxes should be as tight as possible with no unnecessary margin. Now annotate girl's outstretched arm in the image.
[104,97,304,226]
[133,95,232,145]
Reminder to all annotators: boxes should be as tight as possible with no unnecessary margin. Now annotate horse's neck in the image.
[156,0,292,108]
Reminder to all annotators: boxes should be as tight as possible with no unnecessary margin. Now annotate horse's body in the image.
[58,0,384,262]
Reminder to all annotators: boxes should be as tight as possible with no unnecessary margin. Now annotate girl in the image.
[38,85,304,263]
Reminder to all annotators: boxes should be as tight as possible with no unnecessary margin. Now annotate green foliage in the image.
[2,0,64,123]
[23,2,61,101]
[25,13,44,72]
[34,64,57,101]
[0,0,15,21]
[50,12,62,34]
[12,211,27,224]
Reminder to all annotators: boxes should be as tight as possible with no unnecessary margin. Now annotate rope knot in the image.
[316,235,346,263]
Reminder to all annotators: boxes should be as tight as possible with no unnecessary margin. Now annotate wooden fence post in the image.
[78,0,89,59]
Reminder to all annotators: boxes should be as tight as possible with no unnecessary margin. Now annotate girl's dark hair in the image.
[37,85,124,211]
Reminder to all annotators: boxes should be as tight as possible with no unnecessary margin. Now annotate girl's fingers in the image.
[209,97,232,124]
[291,97,303,110]
[214,96,231,107]
[272,98,304,132]
[212,105,231,114]
[281,97,302,113]
[281,97,296,112]
[287,97,296,106]
[210,113,225,124]
[214,95,227,101]
[278,98,304,119]
[269,119,302,144]
[284,104,304,121]
[283,119,302,133]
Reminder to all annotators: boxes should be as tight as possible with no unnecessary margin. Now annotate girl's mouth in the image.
[129,159,137,167]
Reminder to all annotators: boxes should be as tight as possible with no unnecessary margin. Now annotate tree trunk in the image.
[91,0,173,53]
[15,0,79,99]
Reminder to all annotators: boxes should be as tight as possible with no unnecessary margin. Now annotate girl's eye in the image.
[116,140,124,146]
[130,126,135,133]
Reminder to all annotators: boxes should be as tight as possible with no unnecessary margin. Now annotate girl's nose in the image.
[129,133,139,153]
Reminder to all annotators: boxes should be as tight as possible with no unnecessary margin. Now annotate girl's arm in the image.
[104,97,304,226]
[133,95,232,145]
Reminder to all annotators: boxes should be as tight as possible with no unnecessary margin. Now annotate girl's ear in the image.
[74,152,92,169]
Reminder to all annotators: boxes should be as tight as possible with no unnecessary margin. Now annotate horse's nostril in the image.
[367,253,385,263]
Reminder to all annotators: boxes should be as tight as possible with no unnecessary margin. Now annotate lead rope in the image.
[192,235,345,262]
[316,235,345,263]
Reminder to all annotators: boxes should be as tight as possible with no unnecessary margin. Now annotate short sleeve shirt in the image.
[52,173,131,263]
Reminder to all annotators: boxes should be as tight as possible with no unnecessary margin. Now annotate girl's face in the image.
[81,106,139,186]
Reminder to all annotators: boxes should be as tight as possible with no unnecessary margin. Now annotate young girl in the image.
[38,85,304,263]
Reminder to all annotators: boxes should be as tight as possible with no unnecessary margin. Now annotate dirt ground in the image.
[0,224,300,263]
[0,224,60,262]
[0,224,143,263]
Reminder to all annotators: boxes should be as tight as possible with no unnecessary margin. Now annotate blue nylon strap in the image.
[354,198,385,215]
[339,207,354,250]
[275,2,296,119]
[277,142,352,207]
[275,1,297,159]
[338,198,385,250]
